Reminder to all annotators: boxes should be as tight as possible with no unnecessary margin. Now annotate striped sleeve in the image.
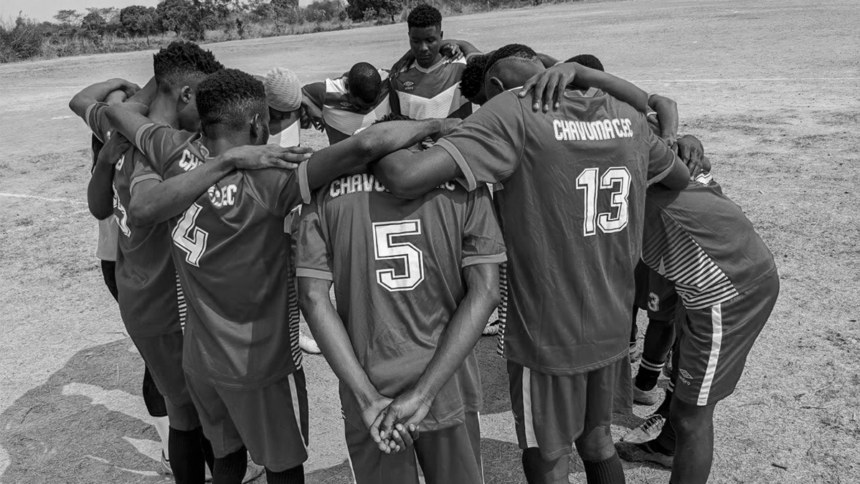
[642,209,739,309]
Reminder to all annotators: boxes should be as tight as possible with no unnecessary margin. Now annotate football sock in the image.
[169,426,206,484]
[655,416,677,455]
[265,465,304,484]
[582,454,626,484]
[213,447,247,484]
[200,435,215,473]
[152,416,170,459]
[635,357,664,391]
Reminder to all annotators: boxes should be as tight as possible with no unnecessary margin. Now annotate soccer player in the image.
[459,54,491,106]
[104,67,459,483]
[616,150,779,484]
[297,114,506,484]
[370,47,691,484]
[262,67,321,355]
[79,42,240,484]
[389,4,479,120]
[69,78,179,477]
[301,62,392,145]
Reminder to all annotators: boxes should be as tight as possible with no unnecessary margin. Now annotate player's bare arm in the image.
[87,134,130,220]
[536,52,560,68]
[520,62,650,113]
[304,118,459,191]
[372,145,461,200]
[300,83,326,131]
[297,277,399,452]
[68,78,140,120]
[649,94,679,146]
[376,263,500,440]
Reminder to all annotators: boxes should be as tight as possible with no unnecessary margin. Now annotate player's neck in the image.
[149,94,180,129]
[199,132,249,158]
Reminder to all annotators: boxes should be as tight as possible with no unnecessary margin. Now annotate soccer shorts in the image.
[646,269,678,321]
[130,331,199,430]
[344,411,483,484]
[673,271,779,406]
[186,370,309,472]
[508,355,632,460]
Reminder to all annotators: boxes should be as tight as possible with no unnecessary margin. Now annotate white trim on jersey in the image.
[397,82,463,120]
[522,368,538,448]
[698,304,724,405]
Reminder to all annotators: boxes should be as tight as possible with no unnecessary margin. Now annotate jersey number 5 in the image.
[575,167,632,236]
[372,220,425,292]
[172,203,209,267]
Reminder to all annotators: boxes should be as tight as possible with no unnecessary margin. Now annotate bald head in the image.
[483,44,545,101]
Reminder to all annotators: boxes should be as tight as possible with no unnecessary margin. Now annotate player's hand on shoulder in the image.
[99,133,131,165]
[519,62,578,112]
[227,145,313,171]
[676,134,706,178]
[440,41,463,61]
[110,78,141,99]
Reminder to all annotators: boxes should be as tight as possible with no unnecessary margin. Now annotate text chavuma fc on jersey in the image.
[131,123,310,389]
[436,87,677,375]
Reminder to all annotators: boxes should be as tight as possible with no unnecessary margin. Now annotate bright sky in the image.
[1,0,314,23]
[1,0,161,22]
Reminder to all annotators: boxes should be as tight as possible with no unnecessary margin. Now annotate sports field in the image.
[1,0,858,482]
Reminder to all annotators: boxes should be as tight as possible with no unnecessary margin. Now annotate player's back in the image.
[643,175,777,309]
[316,71,391,144]
[450,88,676,374]
[298,172,505,429]
[169,167,308,389]
[390,58,471,120]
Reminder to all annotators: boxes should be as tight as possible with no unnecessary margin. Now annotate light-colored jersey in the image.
[303,70,391,145]
[389,58,472,120]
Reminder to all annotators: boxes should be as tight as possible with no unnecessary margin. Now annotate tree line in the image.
[1,0,556,63]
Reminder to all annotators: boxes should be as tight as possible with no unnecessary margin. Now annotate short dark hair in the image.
[373,113,414,124]
[460,54,489,99]
[484,44,537,78]
[348,62,382,104]
[407,4,442,30]
[153,41,223,88]
[565,54,604,72]
[196,69,267,136]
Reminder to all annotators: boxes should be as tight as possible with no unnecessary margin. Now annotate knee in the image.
[575,427,616,462]
[669,400,714,436]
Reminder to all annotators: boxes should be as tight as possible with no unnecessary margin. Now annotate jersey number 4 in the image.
[576,167,632,236]
[372,220,425,292]
[172,203,209,267]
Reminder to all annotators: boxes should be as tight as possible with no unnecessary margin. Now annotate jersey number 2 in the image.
[372,220,425,292]
[172,203,209,267]
[575,167,632,236]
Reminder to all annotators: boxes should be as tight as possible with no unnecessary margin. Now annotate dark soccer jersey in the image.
[436,88,677,375]
[297,173,506,430]
[642,174,777,310]
[110,144,183,337]
[303,70,391,145]
[389,58,472,120]
[131,124,310,388]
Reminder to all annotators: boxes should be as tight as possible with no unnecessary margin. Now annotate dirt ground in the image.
[1,0,858,482]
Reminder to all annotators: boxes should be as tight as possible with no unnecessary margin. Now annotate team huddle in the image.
[70,4,779,484]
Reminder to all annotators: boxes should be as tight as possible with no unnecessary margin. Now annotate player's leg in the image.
[633,316,674,405]
[509,361,582,484]
[214,372,308,483]
[185,372,254,484]
[414,411,484,484]
[133,332,207,484]
[573,358,628,484]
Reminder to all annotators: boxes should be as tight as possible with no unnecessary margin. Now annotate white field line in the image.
[0,192,86,205]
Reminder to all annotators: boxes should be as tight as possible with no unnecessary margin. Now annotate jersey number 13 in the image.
[576,166,632,236]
